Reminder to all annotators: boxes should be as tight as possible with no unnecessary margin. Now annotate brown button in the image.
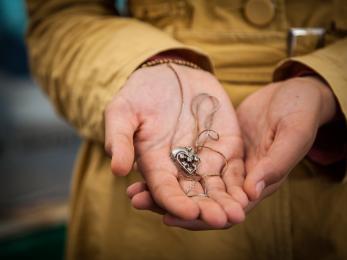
[244,0,275,27]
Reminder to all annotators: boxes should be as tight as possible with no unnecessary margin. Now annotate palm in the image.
[106,64,247,228]
[237,77,336,204]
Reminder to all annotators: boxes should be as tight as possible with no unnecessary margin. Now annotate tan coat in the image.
[26,0,347,259]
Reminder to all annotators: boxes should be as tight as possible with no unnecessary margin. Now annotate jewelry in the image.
[187,193,208,198]
[195,145,228,176]
[170,147,200,176]
[201,173,221,177]
[141,58,201,70]
[166,63,229,197]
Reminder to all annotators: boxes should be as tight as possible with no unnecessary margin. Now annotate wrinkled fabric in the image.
[26,0,347,259]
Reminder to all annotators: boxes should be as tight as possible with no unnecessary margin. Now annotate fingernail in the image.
[256,181,265,197]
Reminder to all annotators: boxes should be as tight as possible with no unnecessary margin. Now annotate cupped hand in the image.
[105,64,248,229]
[237,76,337,209]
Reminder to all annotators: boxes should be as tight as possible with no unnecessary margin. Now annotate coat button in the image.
[244,0,275,27]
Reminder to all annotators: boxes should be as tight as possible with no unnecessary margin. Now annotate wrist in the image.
[301,77,345,166]
[281,64,346,166]
[298,76,337,126]
[282,65,337,125]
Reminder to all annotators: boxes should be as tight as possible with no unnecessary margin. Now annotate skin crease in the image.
[124,71,337,230]
[105,64,248,229]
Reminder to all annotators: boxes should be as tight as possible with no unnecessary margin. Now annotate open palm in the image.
[237,77,336,209]
[105,64,248,229]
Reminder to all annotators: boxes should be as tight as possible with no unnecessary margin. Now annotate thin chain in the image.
[167,64,228,197]
[191,94,220,152]
[167,64,186,148]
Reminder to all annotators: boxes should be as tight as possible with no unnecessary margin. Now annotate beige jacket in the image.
[26,0,347,259]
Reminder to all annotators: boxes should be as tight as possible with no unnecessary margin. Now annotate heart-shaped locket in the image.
[170,146,200,176]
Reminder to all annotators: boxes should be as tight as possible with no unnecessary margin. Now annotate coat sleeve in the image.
[273,38,347,181]
[25,0,212,142]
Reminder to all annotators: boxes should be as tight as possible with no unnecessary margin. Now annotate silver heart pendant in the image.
[170,146,200,176]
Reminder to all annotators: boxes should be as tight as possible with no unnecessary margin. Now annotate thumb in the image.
[244,123,315,200]
[105,97,138,176]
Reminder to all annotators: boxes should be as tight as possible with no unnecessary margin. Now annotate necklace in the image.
[167,64,228,197]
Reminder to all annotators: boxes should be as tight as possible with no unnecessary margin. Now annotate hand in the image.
[105,64,248,229]
[237,76,336,209]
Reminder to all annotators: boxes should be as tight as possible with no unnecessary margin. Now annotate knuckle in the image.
[228,186,249,208]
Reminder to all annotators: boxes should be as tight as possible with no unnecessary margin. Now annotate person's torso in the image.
[126,0,346,84]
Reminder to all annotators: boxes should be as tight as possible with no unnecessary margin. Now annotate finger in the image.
[138,148,200,220]
[127,181,167,214]
[105,97,139,176]
[163,214,232,231]
[197,136,247,223]
[222,159,249,208]
[178,178,228,228]
[131,191,166,215]
[127,182,147,199]
[195,135,242,193]
[193,195,229,228]
[244,179,284,213]
[126,181,230,224]
[202,163,246,224]
[206,183,246,224]
[129,185,235,230]
[244,123,313,200]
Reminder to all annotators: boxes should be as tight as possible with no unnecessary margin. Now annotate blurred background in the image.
[0,1,80,259]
